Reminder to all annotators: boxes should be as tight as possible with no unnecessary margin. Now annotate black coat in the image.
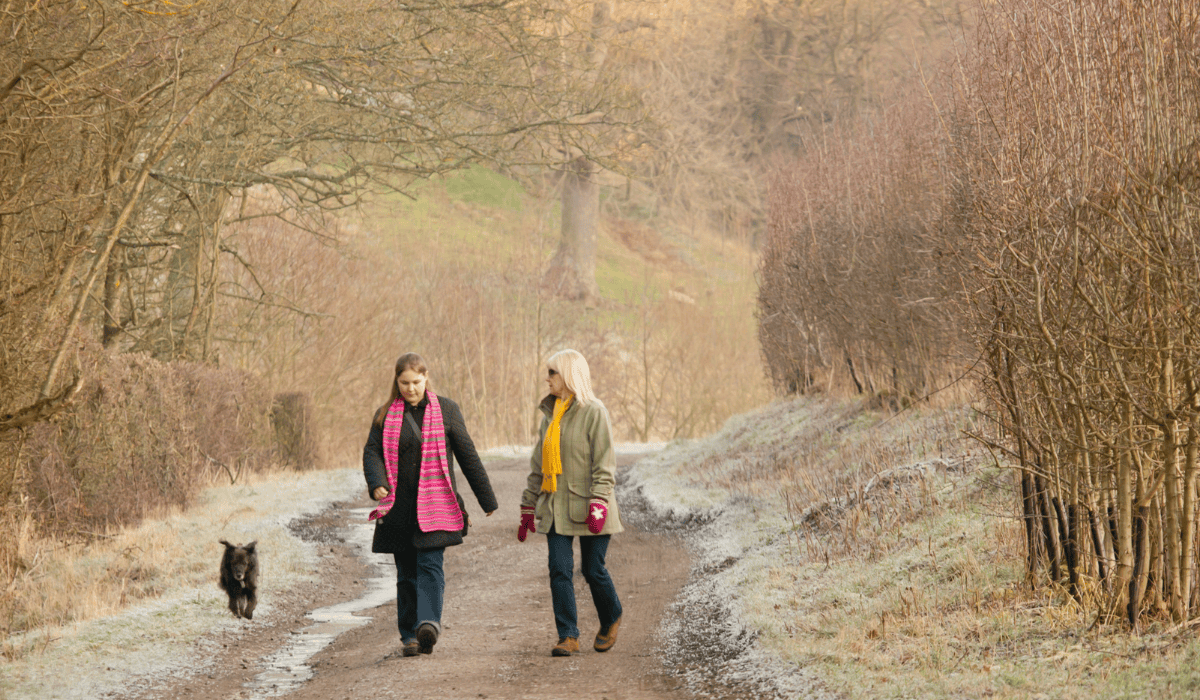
[362,394,498,553]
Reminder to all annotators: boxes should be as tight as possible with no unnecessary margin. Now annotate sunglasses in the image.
[547,368,558,376]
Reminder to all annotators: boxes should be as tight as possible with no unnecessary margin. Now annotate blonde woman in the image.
[518,349,623,656]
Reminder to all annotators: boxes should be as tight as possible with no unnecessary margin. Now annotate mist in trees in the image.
[0,0,655,592]
[1,0,637,424]
[755,0,1200,631]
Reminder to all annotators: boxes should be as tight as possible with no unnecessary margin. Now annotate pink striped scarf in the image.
[368,391,464,532]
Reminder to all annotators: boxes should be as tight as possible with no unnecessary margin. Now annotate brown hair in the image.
[372,353,429,426]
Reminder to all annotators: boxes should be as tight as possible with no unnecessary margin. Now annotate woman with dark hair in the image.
[363,352,498,657]
[517,348,624,657]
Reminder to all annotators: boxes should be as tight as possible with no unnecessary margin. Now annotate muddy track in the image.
[116,456,701,700]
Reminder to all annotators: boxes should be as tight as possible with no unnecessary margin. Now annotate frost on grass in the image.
[655,505,839,700]
[623,395,974,699]
[622,398,848,699]
[0,467,364,700]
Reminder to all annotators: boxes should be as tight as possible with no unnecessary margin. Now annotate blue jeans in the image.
[393,547,444,642]
[546,527,622,640]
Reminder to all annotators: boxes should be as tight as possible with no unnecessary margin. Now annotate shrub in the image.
[3,335,275,540]
[757,89,970,402]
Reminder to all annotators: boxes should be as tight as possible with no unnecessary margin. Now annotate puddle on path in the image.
[243,507,393,698]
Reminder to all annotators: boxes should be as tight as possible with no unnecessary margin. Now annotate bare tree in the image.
[959,0,1200,626]
[757,88,969,401]
[624,0,966,245]
[1,0,644,434]
[541,1,654,302]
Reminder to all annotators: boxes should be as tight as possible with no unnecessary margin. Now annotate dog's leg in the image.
[244,589,257,620]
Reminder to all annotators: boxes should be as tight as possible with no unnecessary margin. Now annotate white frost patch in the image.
[0,467,364,700]
[614,441,669,455]
[483,441,668,461]
[623,400,839,699]
[623,438,732,519]
[479,444,529,459]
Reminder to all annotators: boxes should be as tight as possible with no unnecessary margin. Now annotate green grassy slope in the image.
[358,166,757,310]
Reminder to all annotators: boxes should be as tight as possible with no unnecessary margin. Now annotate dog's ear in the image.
[244,541,257,553]
[219,539,232,548]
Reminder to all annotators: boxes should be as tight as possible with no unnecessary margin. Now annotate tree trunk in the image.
[1182,413,1199,620]
[542,157,600,303]
[1022,469,1040,580]
[1115,405,1135,623]
[1031,474,1059,582]
[1064,498,1082,599]
[1163,420,1183,620]
[1129,504,1149,629]
[102,243,127,348]
[1089,505,1109,582]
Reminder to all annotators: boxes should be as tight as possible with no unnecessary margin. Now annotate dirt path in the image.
[123,455,692,700]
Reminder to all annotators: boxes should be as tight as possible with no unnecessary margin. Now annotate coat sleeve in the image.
[522,415,548,507]
[363,411,388,499]
[442,399,499,513]
[587,402,617,502]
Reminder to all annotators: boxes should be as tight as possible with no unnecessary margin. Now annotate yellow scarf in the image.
[541,396,572,493]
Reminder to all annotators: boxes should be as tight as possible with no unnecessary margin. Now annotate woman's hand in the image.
[372,486,389,501]
[587,498,608,534]
[485,510,495,517]
[517,505,536,542]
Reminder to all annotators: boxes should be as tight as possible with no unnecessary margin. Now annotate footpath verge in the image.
[624,396,1200,700]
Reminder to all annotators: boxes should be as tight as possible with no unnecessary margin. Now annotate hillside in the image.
[356,166,758,305]
[217,165,769,454]
[626,396,1200,699]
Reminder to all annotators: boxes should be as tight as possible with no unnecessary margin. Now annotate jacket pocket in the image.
[567,483,589,523]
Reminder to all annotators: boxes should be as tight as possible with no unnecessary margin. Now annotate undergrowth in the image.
[631,395,1200,699]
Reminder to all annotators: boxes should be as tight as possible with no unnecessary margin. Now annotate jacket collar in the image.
[539,393,576,417]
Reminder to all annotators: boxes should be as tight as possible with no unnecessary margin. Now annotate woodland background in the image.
[3,0,1200,665]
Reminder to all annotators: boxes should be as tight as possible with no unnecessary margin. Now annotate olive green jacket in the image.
[521,394,623,536]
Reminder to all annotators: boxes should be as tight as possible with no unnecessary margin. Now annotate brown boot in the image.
[594,616,621,652]
[551,637,580,656]
[416,623,438,655]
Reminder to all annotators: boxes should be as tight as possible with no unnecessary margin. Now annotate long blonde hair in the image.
[547,349,597,405]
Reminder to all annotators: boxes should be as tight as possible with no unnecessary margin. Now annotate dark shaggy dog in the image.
[218,539,258,619]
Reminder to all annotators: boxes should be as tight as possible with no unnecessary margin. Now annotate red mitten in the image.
[587,499,608,534]
[518,506,537,542]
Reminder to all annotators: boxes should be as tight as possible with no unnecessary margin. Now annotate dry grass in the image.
[0,343,280,638]
[216,168,767,456]
[633,395,1200,698]
[0,463,360,672]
